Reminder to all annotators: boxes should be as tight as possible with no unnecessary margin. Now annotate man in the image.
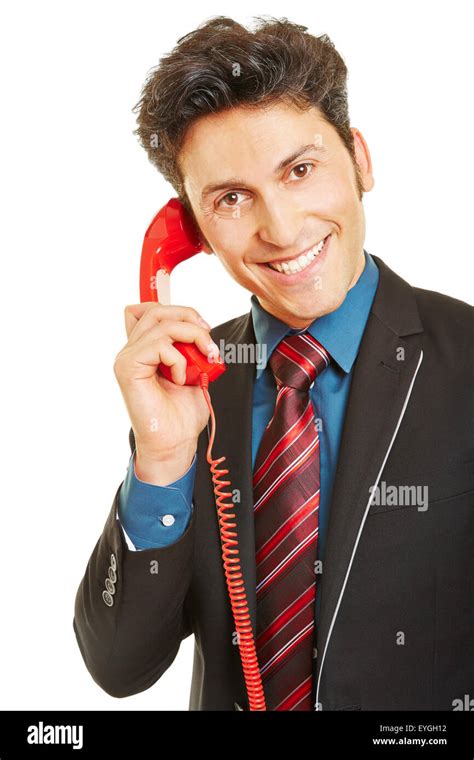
[73,16,473,711]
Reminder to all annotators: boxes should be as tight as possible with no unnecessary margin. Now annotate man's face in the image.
[179,101,374,328]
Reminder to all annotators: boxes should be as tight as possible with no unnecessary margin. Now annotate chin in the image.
[321,273,355,312]
[294,288,348,324]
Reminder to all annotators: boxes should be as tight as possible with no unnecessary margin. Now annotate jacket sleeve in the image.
[73,427,195,698]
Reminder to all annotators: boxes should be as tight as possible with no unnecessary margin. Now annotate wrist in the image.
[134,442,197,486]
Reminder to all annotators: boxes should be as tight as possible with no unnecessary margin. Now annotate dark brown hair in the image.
[133,15,363,220]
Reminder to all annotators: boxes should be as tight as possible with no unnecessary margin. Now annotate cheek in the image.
[210,222,245,258]
[215,246,249,280]
[211,227,255,274]
[316,159,361,217]
[324,175,357,217]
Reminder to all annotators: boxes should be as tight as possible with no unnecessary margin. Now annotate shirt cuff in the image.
[117,450,196,550]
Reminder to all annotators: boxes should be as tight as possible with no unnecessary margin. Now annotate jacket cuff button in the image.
[102,590,114,607]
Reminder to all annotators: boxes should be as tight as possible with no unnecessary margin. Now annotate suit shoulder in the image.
[413,285,471,320]
[414,286,471,330]
[413,285,472,354]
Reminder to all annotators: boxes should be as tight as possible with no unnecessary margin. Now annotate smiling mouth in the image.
[263,234,331,275]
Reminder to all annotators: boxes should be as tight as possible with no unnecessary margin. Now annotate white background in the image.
[0,0,471,709]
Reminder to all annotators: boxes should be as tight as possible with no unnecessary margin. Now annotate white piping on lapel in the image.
[314,348,424,710]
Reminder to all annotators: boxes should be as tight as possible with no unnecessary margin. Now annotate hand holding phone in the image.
[113,302,218,484]
[114,198,225,483]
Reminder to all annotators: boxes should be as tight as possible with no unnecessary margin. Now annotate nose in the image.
[256,197,304,250]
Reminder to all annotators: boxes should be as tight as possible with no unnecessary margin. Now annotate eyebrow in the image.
[200,142,327,200]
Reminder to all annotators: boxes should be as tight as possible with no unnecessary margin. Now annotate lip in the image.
[257,234,332,284]
[262,235,330,265]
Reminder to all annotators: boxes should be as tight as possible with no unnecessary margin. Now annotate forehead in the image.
[179,102,337,193]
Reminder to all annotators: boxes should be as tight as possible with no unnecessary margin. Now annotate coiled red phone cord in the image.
[199,373,266,711]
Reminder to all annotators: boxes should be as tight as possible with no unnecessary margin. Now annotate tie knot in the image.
[269,331,331,392]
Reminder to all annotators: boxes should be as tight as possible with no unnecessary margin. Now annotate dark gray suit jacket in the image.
[73,255,473,710]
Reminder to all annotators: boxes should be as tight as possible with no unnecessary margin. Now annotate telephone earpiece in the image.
[139,198,226,386]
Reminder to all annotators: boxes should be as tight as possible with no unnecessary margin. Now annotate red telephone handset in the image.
[139,197,226,385]
[138,199,266,711]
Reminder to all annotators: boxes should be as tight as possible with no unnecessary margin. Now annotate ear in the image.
[350,127,374,193]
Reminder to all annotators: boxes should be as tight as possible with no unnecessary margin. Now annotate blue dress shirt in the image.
[118,251,380,605]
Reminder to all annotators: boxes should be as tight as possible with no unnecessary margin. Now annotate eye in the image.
[216,191,247,209]
[289,162,315,181]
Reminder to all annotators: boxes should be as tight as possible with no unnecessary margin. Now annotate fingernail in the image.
[207,341,219,356]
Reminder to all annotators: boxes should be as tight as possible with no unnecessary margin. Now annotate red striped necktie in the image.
[253,331,331,711]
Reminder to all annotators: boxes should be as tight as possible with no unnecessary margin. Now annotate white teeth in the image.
[267,236,328,274]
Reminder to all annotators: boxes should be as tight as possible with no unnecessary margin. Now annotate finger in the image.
[124,302,151,338]
[117,338,188,384]
[135,320,220,363]
[126,303,211,343]
[154,341,188,384]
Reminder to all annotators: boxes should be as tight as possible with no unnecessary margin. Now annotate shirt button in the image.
[161,514,175,527]
[313,647,318,659]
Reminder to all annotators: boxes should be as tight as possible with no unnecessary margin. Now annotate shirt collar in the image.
[251,250,380,379]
